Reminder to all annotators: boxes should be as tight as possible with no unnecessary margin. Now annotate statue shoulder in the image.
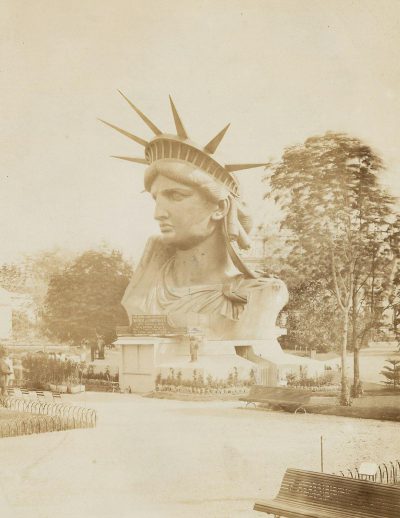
[227,275,288,305]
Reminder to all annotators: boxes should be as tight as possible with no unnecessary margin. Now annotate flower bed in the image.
[155,384,249,396]
[155,367,255,396]
[84,379,120,392]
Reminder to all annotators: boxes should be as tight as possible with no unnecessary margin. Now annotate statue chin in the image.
[159,226,218,250]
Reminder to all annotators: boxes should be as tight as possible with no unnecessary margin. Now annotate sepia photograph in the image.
[1,1,400,517]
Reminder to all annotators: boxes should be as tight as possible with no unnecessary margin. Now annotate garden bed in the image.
[0,409,29,422]
[256,394,400,422]
[306,403,400,421]
[84,379,120,392]
[0,408,57,438]
[146,390,247,401]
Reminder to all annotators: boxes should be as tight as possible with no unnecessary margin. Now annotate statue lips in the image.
[159,223,174,233]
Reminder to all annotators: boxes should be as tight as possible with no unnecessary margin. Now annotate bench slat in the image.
[254,468,400,517]
[254,499,382,518]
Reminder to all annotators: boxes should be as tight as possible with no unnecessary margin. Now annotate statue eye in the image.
[170,192,184,201]
[168,190,190,201]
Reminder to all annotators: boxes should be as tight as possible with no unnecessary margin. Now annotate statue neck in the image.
[170,229,235,287]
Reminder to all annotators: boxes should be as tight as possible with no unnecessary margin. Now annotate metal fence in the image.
[0,396,96,438]
[339,461,400,484]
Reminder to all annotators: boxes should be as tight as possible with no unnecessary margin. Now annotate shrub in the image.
[381,359,400,390]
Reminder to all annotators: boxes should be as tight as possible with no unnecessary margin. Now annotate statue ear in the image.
[211,199,229,221]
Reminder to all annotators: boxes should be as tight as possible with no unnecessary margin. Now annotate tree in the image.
[0,248,73,341]
[0,263,26,293]
[381,359,400,390]
[42,248,133,345]
[386,217,400,348]
[278,280,342,353]
[266,132,398,404]
[23,247,74,310]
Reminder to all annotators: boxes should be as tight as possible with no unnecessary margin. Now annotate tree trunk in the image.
[340,310,351,406]
[351,286,363,397]
[352,346,362,397]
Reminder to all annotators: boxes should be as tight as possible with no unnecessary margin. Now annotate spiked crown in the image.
[99,92,267,198]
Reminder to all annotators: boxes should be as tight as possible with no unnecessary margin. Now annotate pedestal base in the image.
[114,336,328,393]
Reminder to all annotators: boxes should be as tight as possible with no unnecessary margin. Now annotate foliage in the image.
[279,280,342,352]
[266,132,399,403]
[23,248,74,322]
[42,248,132,345]
[22,354,85,389]
[0,263,26,293]
[12,311,34,341]
[381,359,400,390]
[0,248,73,340]
[387,244,400,348]
[83,365,118,382]
[286,370,336,388]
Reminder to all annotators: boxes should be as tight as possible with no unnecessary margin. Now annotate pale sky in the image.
[1,0,399,264]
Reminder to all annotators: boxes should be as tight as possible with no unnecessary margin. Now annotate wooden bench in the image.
[240,386,316,412]
[254,468,400,517]
[36,390,46,400]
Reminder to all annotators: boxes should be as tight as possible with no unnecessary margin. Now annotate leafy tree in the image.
[0,249,73,340]
[381,359,400,390]
[12,310,33,341]
[266,132,398,404]
[0,263,26,293]
[23,247,74,309]
[42,248,132,345]
[385,217,400,348]
[279,280,342,353]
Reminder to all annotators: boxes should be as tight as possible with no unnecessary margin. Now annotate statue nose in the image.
[154,199,169,220]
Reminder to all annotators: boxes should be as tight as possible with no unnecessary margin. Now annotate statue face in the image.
[150,175,220,248]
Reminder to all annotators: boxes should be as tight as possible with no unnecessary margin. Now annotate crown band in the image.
[145,136,240,197]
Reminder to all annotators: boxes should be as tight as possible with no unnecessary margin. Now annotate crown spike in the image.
[204,123,230,154]
[117,91,162,135]
[225,163,268,173]
[99,119,148,147]
[169,95,188,139]
[111,156,149,165]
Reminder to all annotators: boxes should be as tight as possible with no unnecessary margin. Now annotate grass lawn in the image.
[0,409,31,422]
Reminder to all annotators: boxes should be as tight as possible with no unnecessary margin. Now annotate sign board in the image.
[130,315,186,336]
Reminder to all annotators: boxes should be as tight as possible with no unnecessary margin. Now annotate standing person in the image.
[97,335,105,360]
[4,355,14,387]
[0,347,11,395]
[90,340,97,362]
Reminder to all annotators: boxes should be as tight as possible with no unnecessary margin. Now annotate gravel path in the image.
[0,392,399,518]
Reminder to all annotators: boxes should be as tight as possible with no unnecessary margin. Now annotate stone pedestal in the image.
[115,330,328,393]
[115,334,260,392]
[115,336,174,393]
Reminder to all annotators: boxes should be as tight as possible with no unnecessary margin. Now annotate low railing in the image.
[339,460,400,484]
[0,396,96,438]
